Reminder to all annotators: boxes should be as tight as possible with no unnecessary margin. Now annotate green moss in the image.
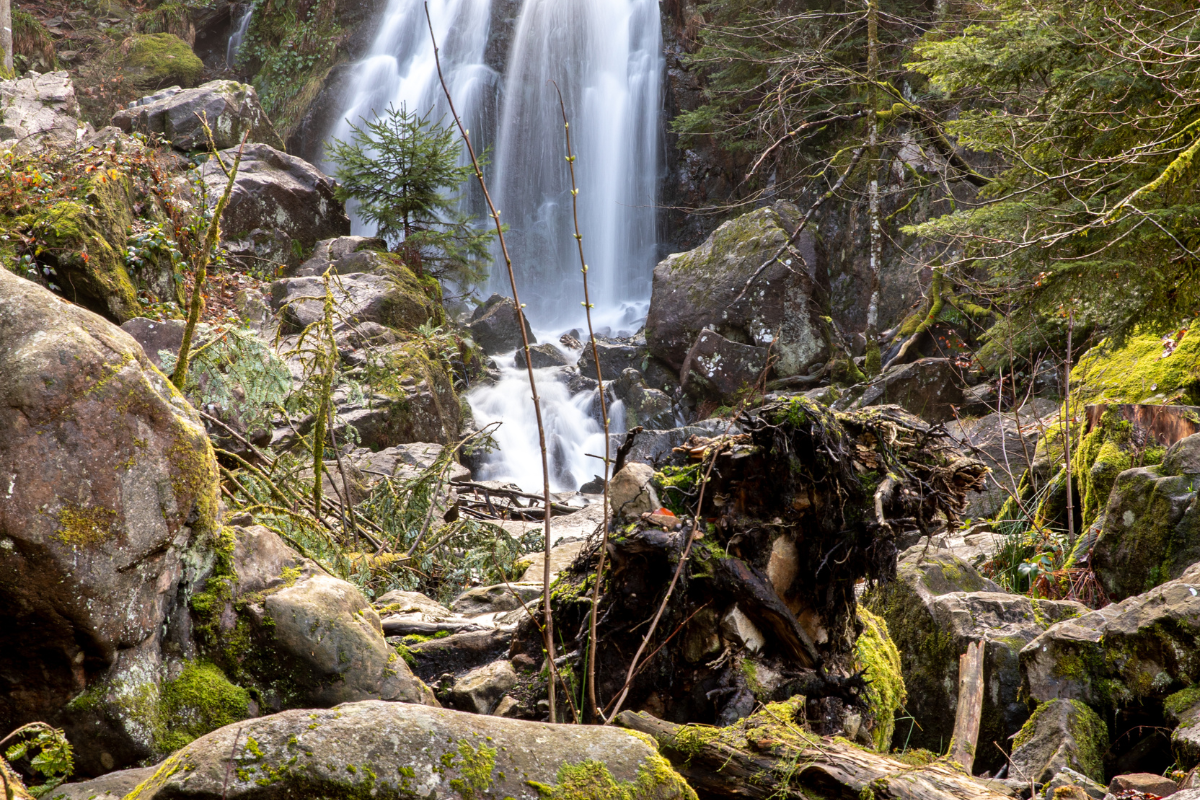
[55,502,118,547]
[447,740,497,800]
[527,735,698,800]
[1072,329,1200,406]
[1165,686,1200,719]
[157,661,252,753]
[125,33,205,90]
[892,748,939,767]
[854,607,907,752]
[1012,699,1108,782]
[653,464,702,517]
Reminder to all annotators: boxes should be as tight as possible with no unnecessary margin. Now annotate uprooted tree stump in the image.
[616,698,1012,800]
[508,396,987,741]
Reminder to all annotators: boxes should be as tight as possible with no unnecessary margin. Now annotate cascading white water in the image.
[488,0,662,325]
[327,0,664,492]
[226,4,255,67]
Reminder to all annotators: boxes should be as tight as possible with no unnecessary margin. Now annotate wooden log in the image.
[617,705,1014,800]
[949,640,986,773]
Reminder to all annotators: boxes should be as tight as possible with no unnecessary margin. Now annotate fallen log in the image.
[617,700,1014,800]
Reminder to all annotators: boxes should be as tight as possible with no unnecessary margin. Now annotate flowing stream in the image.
[226,4,255,67]
[327,0,664,492]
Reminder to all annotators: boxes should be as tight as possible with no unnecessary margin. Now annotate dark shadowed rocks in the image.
[112,81,284,152]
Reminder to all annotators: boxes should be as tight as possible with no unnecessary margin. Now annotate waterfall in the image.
[226,4,255,68]
[327,0,664,492]
[489,0,662,325]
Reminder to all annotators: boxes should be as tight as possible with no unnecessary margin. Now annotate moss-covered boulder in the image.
[1090,434,1200,601]
[646,201,829,379]
[1071,329,1200,406]
[864,549,1085,772]
[854,607,906,752]
[1022,561,1200,713]
[0,268,220,775]
[1166,686,1200,769]
[270,262,443,335]
[112,80,285,152]
[118,700,696,800]
[124,33,205,91]
[1009,699,1108,786]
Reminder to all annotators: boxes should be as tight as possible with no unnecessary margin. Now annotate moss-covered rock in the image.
[119,700,696,800]
[124,33,205,91]
[1009,699,1108,785]
[1085,433,1200,601]
[1166,685,1200,769]
[854,607,906,752]
[1071,329,1200,407]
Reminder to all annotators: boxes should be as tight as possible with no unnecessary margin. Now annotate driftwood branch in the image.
[950,640,986,773]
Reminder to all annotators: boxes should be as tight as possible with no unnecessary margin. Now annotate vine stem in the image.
[551,82,612,724]
[425,3,561,723]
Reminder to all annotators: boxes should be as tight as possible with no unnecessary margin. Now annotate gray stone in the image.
[449,660,519,714]
[1043,768,1107,800]
[612,418,742,468]
[610,462,661,522]
[374,590,455,622]
[0,269,218,775]
[577,337,647,381]
[519,540,586,583]
[270,272,437,335]
[291,236,390,277]
[1010,699,1108,785]
[451,583,543,616]
[0,71,91,147]
[647,201,828,379]
[1108,774,1179,797]
[200,143,350,270]
[468,294,536,354]
[120,700,693,800]
[841,357,968,424]
[681,328,769,402]
[111,80,284,152]
[119,317,187,371]
[51,766,157,800]
[1167,689,1200,770]
[515,342,570,369]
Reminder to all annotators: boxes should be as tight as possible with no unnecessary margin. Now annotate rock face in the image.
[290,235,390,277]
[448,660,518,714]
[865,548,1086,771]
[1167,688,1200,769]
[0,269,219,775]
[468,294,535,354]
[0,71,90,147]
[112,81,284,152]
[270,267,442,335]
[1008,699,1108,786]
[840,358,968,424]
[949,399,1057,520]
[118,700,696,800]
[646,202,828,380]
[1090,433,1200,601]
[200,143,351,270]
[614,368,677,431]
[680,328,769,401]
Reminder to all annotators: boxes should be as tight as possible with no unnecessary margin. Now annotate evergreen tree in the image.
[326,104,495,290]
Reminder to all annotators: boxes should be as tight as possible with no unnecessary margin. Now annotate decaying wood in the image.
[950,640,986,773]
[1083,403,1200,448]
[618,703,1013,800]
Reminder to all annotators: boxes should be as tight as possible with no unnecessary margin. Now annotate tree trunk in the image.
[0,0,12,78]
[618,707,1012,800]
[863,0,883,375]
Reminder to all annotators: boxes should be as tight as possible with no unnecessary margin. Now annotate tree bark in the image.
[618,709,1013,800]
[950,640,986,774]
[0,0,12,78]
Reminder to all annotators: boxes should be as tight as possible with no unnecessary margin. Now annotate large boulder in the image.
[1009,699,1108,786]
[468,294,535,354]
[0,269,220,775]
[123,33,205,91]
[112,81,284,152]
[949,399,1057,520]
[838,358,969,424]
[200,143,351,270]
[289,235,390,277]
[195,524,437,711]
[1090,433,1200,601]
[680,328,769,402]
[0,70,90,147]
[108,700,696,800]
[864,548,1086,772]
[269,265,443,335]
[646,202,828,379]
[1022,562,1200,712]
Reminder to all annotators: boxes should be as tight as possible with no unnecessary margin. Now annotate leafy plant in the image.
[1,723,73,798]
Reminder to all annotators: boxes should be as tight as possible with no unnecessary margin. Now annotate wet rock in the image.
[614,418,742,468]
[121,700,694,800]
[1091,434,1200,601]
[1009,699,1108,786]
[515,342,570,369]
[680,328,769,402]
[865,549,1085,771]
[402,629,512,683]
[646,201,828,379]
[270,268,441,335]
[839,357,968,424]
[578,336,647,381]
[111,80,284,152]
[52,766,157,800]
[451,583,542,616]
[1022,562,1200,714]
[610,462,661,523]
[468,294,535,354]
[614,368,677,431]
[0,270,219,775]
[200,143,350,270]
[448,660,519,714]
[290,235,391,277]
[1108,774,1179,797]
[0,70,90,147]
